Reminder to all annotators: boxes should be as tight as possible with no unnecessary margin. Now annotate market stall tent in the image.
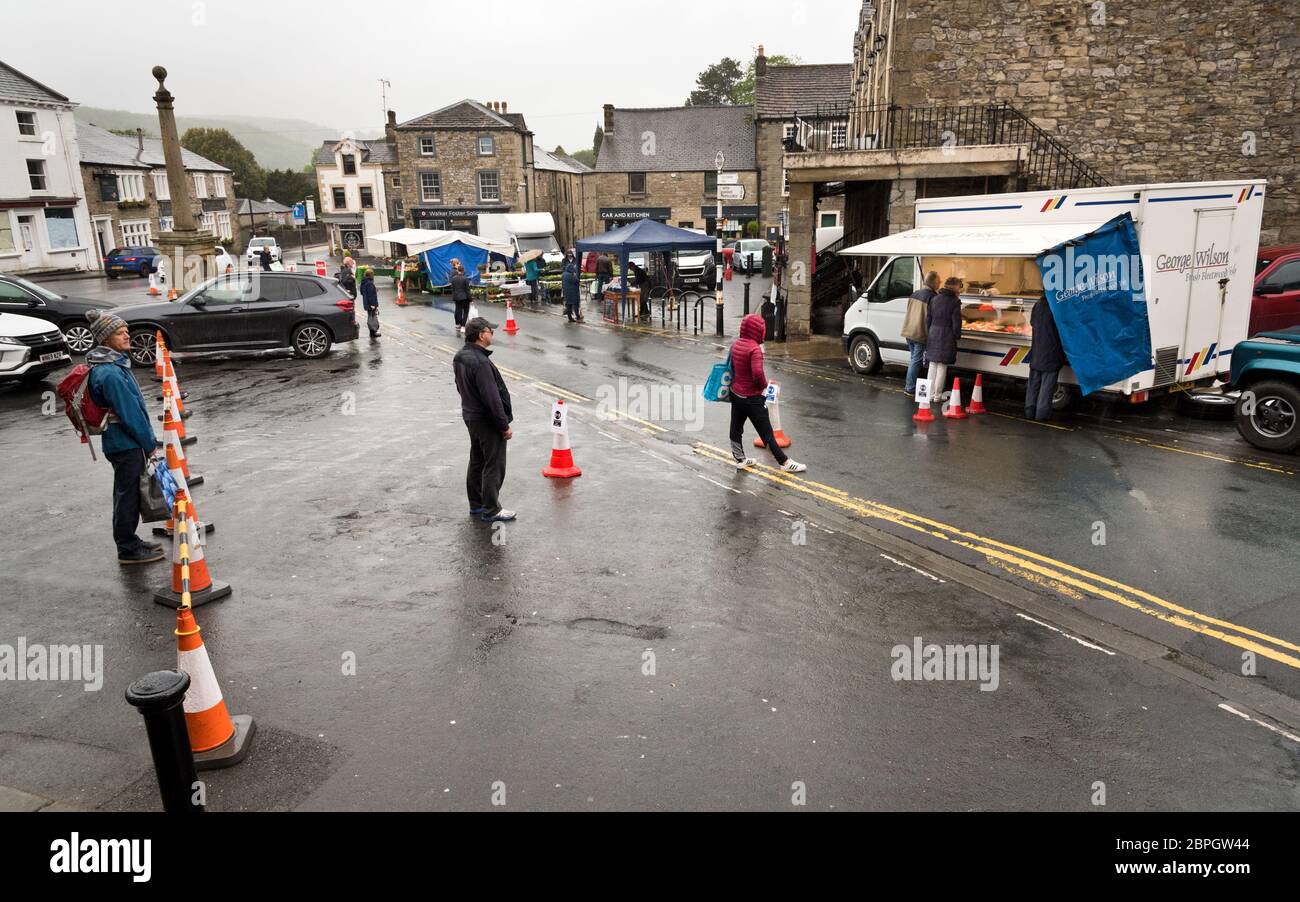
[370,228,515,287]
[575,219,718,311]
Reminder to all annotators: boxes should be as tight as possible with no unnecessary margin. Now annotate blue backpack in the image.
[703,352,734,402]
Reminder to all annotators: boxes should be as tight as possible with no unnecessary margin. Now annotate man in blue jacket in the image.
[85,310,164,565]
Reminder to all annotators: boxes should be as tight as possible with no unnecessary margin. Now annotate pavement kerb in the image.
[0,784,86,812]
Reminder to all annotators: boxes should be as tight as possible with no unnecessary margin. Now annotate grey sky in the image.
[7,0,860,154]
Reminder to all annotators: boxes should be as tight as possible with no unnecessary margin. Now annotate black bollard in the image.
[716,295,724,337]
[743,281,751,316]
[125,670,204,813]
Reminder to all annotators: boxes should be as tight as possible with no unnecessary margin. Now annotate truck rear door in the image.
[1181,207,1236,381]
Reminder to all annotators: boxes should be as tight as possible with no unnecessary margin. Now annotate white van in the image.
[840,180,1266,408]
[477,213,564,264]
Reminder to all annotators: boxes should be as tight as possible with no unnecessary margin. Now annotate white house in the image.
[314,136,393,257]
[0,60,96,274]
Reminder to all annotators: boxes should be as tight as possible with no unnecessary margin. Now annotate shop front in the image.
[600,208,671,232]
[411,206,510,237]
[701,205,759,239]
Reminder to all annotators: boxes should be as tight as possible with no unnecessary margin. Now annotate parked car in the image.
[214,246,236,273]
[245,237,282,267]
[674,250,717,291]
[1250,244,1300,337]
[0,274,104,354]
[114,272,359,365]
[0,310,71,384]
[103,246,165,278]
[734,239,770,274]
[1230,325,1300,453]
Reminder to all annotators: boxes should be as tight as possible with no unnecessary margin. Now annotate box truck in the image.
[840,180,1266,409]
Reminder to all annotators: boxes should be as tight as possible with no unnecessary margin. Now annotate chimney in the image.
[385,110,397,145]
[603,104,615,135]
[501,101,508,114]
[756,45,768,78]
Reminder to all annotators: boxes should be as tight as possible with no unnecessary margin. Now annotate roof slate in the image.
[535,148,592,174]
[754,64,853,119]
[76,122,231,172]
[0,60,70,105]
[595,105,756,172]
[315,139,397,166]
[398,99,529,133]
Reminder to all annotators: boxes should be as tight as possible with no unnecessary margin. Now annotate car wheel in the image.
[62,321,95,355]
[849,333,882,375]
[1051,383,1079,412]
[1235,380,1300,453]
[106,272,119,280]
[292,322,332,359]
[139,263,152,276]
[129,328,159,366]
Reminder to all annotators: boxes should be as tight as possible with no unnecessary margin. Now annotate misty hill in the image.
[75,106,380,171]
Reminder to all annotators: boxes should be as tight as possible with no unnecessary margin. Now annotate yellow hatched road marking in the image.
[694,443,1300,668]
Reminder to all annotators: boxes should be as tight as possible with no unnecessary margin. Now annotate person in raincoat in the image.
[925,277,964,403]
[562,257,583,322]
[728,313,807,473]
[524,254,543,303]
[360,267,380,338]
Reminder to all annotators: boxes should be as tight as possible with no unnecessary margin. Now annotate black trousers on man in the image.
[454,299,471,328]
[105,448,147,555]
[729,394,789,466]
[1025,368,1060,422]
[465,419,508,516]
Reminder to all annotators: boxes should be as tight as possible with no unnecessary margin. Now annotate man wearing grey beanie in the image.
[85,310,164,565]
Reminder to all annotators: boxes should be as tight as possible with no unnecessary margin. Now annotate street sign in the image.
[717,172,740,186]
[305,199,317,223]
[717,185,746,201]
[292,203,306,226]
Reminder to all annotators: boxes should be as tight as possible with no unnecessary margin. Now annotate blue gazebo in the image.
[576,219,717,322]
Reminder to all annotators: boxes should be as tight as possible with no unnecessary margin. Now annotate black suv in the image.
[115,272,360,365]
[0,274,103,354]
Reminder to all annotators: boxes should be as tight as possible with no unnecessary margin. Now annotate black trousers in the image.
[1025,368,1060,421]
[729,394,788,465]
[105,448,147,555]
[454,299,470,328]
[465,419,508,516]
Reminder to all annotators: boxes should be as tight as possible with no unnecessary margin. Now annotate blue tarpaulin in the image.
[421,240,512,288]
[1036,213,1153,395]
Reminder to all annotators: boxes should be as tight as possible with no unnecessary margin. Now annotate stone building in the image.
[853,0,1297,243]
[314,133,394,256]
[533,148,593,248]
[76,121,235,261]
[592,104,759,239]
[390,100,539,235]
[752,50,852,239]
[0,61,96,275]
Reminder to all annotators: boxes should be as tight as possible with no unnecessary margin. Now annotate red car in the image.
[1251,244,1300,336]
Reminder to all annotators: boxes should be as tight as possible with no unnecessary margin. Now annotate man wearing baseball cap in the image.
[85,310,164,564]
[452,317,516,523]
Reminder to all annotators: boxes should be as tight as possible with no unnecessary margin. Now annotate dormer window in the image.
[342,154,356,175]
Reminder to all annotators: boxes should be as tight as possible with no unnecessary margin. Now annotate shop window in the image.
[45,208,79,249]
[628,172,646,196]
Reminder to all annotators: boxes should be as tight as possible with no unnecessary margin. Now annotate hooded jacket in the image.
[86,347,157,455]
[729,314,770,398]
[562,262,581,301]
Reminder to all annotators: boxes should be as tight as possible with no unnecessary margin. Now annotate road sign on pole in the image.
[305,199,316,223]
[717,172,740,186]
[292,203,306,226]
[718,185,746,201]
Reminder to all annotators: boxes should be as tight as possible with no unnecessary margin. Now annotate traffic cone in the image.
[155,493,230,609]
[754,385,793,449]
[504,301,519,335]
[913,385,936,423]
[167,284,178,301]
[147,271,160,296]
[160,375,195,447]
[153,332,166,382]
[943,377,969,420]
[968,374,988,415]
[542,400,582,479]
[160,382,203,487]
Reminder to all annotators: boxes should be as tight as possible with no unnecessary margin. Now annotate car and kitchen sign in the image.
[600,208,672,222]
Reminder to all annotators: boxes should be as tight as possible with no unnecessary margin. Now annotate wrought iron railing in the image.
[786,100,1109,191]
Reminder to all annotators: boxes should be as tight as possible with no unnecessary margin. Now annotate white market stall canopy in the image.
[839,221,1111,258]
[369,228,514,258]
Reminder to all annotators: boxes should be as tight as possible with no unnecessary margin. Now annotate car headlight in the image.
[0,336,25,346]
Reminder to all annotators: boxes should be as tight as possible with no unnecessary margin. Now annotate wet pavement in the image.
[1,274,1298,811]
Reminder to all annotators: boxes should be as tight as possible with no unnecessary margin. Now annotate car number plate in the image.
[39,351,68,362]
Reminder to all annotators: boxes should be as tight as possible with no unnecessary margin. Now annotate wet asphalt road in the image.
[0,274,1297,811]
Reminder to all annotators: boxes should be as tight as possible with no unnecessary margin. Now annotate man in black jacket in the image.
[453,317,516,523]
[1026,299,1067,421]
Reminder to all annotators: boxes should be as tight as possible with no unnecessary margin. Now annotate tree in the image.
[686,57,746,106]
[735,51,802,105]
[593,125,604,157]
[570,149,596,168]
[181,127,265,198]
[553,145,568,156]
[264,168,318,209]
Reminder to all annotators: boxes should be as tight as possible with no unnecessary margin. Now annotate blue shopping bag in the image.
[703,352,734,402]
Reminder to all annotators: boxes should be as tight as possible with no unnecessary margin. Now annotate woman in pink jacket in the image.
[728,314,807,472]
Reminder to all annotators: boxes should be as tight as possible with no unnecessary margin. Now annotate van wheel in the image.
[1236,380,1300,453]
[1051,383,1078,412]
[849,334,881,375]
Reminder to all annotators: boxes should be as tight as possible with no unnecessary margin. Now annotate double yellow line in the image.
[694,442,1300,670]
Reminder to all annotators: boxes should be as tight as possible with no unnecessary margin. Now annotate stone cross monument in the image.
[152,66,214,289]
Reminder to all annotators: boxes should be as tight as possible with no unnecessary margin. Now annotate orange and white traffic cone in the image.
[167,284,178,301]
[153,332,167,382]
[161,349,192,421]
[160,382,203,487]
[155,493,230,609]
[147,271,161,297]
[542,400,582,479]
[395,262,408,307]
[755,384,793,449]
[159,372,196,448]
[913,383,936,423]
[943,377,968,420]
[504,301,519,335]
[968,374,988,415]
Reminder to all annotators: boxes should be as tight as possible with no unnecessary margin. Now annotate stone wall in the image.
[393,128,530,213]
[882,0,1298,242]
[588,169,761,235]
[80,165,236,249]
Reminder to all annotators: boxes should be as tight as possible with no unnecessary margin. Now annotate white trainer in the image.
[781,461,807,473]
[735,458,759,470]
